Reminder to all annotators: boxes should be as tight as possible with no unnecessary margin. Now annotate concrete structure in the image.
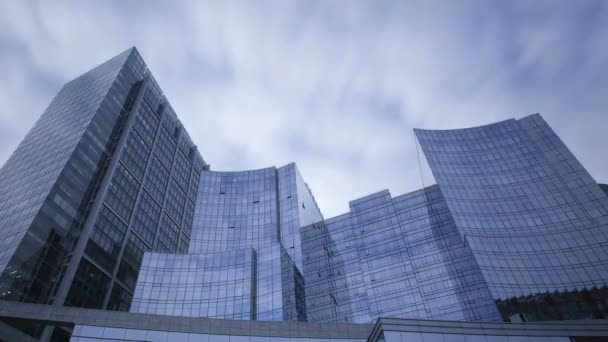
[0,301,607,341]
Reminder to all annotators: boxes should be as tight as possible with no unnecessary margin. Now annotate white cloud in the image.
[0,0,607,217]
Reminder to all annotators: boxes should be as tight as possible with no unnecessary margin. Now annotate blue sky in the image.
[0,1,607,217]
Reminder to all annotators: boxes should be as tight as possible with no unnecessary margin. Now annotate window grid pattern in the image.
[142,76,164,114]
[120,129,151,181]
[0,49,135,289]
[155,214,181,253]
[189,169,284,320]
[81,63,205,311]
[165,179,186,225]
[173,149,192,191]
[0,47,208,311]
[132,101,159,147]
[178,131,195,156]
[189,168,280,253]
[182,200,196,237]
[161,105,178,133]
[415,114,608,300]
[105,163,140,222]
[393,187,499,321]
[154,127,177,170]
[302,186,501,323]
[143,155,169,204]
[86,205,128,272]
[131,251,254,320]
[183,167,314,321]
[131,190,162,247]
[98,71,205,310]
[71,325,367,342]
[117,233,149,289]
[302,215,371,324]
[277,164,324,273]
[188,169,201,202]
[107,282,134,312]
[178,233,190,254]
[63,50,146,309]
[65,258,111,309]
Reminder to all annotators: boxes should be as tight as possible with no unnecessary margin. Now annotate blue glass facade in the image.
[0,48,206,321]
[131,250,255,320]
[2,47,608,342]
[132,167,500,323]
[188,164,318,322]
[134,164,319,321]
[137,113,608,324]
[0,48,141,305]
[415,115,608,309]
[122,115,608,323]
[63,51,207,312]
[301,186,500,323]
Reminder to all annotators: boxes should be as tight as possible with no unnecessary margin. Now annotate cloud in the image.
[0,0,607,217]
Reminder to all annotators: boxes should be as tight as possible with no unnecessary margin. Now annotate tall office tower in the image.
[127,114,608,325]
[2,47,608,342]
[0,47,206,322]
[299,113,608,323]
[415,114,608,321]
[127,167,504,325]
[130,164,323,321]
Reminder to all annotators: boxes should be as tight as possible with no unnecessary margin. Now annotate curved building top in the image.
[189,163,323,267]
[130,111,608,324]
[414,116,518,134]
[415,113,608,300]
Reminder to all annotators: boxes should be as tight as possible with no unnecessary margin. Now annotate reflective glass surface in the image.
[131,251,254,319]
[0,48,137,304]
[70,325,367,342]
[3,43,608,329]
[187,167,287,320]
[415,115,608,301]
[134,164,320,321]
[68,51,207,311]
[0,48,206,313]
[416,114,608,320]
[302,186,500,323]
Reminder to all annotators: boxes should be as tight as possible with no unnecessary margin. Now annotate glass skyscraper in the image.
[416,115,608,321]
[0,49,607,342]
[130,164,321,322]
[0,48,206,326]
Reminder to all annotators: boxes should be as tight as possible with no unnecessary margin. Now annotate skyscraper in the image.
[416,115,608,321]
[0,47,206,315]
[0,48,607,342]
[124,115,608,325]
[130,164,321,321]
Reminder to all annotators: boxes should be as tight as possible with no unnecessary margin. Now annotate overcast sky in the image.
[0,1,607,217]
